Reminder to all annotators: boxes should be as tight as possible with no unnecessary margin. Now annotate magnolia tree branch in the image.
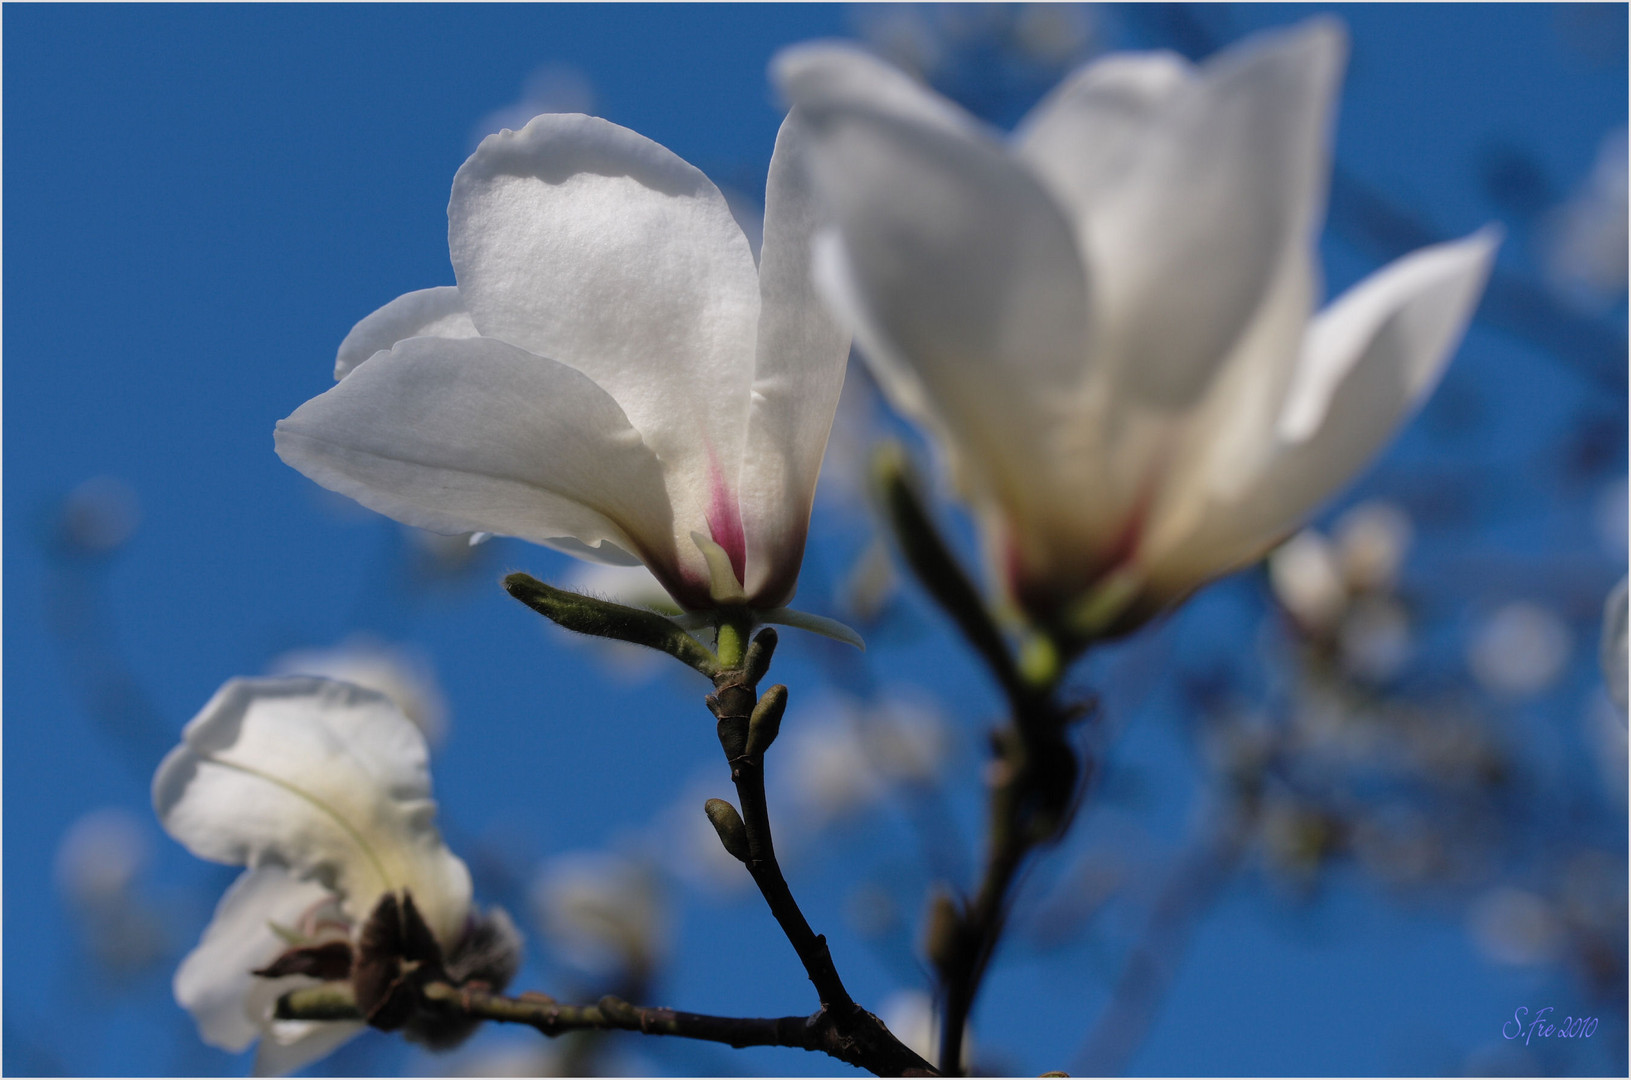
[706,626,939,1077]
[874,450,1090,1076]
[276,981,928,1072]
[501,586,935,1076]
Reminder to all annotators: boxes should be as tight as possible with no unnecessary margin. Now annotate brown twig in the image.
[706,626,939,1076]
[276,981,933,1073]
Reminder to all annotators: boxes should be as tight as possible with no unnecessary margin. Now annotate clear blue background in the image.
[5,4,1625,1076]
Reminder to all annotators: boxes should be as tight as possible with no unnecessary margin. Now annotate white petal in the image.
[1084,19,1345,407]
[334,286,479,380]
[776,47,1094,551]
[774,42,978,137]
[1146,228,1497,592]
[252,1016,366,1077]
[447,113,761,503]
[737,110,852,605]
[1015,50,1193,227]
[174,866,334,1053]
[276,334,682,585]
[1280,228,1500,445]
[153,677,473,946]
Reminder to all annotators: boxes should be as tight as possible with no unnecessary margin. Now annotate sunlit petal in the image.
[153,677,473,944]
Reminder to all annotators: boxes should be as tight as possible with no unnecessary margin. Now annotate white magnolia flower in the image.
[776,21,1497,637]
[276,111,850,614]
[154,677,475,1074]
[269,635,450,745]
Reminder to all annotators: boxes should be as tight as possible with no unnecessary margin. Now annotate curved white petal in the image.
[174,866,337,1053]
[776,45,1095,559]
[447,113,761,508]
[153,677,473,946]
[1145,228,1498,594]
[1015,50,1193,228]
[276,334,681,584]
[774,42,979,138]
[737,110,852,605]
[334,286,479,380]
[1084,19,1345,408]
[252,1016,366,1078]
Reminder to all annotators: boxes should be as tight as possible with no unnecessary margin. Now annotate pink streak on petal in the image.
[705,452,748,588]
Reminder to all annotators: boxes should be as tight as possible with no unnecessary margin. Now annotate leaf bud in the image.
[741,627,778,685]
[746,684,788,756]
[703,798,751,862]
[503,572,721,677]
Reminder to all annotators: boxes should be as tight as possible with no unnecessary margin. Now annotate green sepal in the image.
[503,572,723,677]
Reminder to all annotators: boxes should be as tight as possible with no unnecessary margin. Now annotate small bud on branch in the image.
[503,572,723,676]
[705,798,752,862]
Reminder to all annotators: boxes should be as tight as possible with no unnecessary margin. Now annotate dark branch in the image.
[275,982,936,1074]
[706,626,939,1076]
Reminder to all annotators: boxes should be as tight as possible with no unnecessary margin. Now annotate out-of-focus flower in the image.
[269,635,449,745]
[1468,602,1573,698]
[1542,127,1628,310]
[55,808,168,972]
[1600,577,1627,711]
[1469,887,1564,967]
[776,22,1495,638]
[1593,479,1627,558]
[1584,695,1628,802]
[879,989,971,1067]
[1269,530,1346,632]
[55,476,141,556]
[532,852,667,978]
[57,807,150,909]
[1331,500,1412,594]
[154,678,514,1074]
[277,111,850,615]
[783,720,886,826]
[652,774,758,897]
[1338,595,1412,682]
[778,692,953,827]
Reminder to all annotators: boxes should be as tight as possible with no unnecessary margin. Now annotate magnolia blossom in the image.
[776,21,1497,635]
[276,110,849,613]
[154,678,488,1074]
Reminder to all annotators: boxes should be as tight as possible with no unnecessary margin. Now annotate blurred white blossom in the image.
[778,21,1495,637]
[1600,577,1627,711]
[532,851,667,978]
[1269,530,1347,632]
[55,808,167,973]
[1338,595,1412,682]
[1593,478,1628,558]
[879,988,971,1067]
[1542,127,1628,309]
[57,476,141,555]
[269,635,449,745]
[1331,500,1413,593]
[777,692,953,827]
[1468,887,1563,966]
[154,678,476,1074]
[56,807,150,908]
[1468,602,1573,697]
